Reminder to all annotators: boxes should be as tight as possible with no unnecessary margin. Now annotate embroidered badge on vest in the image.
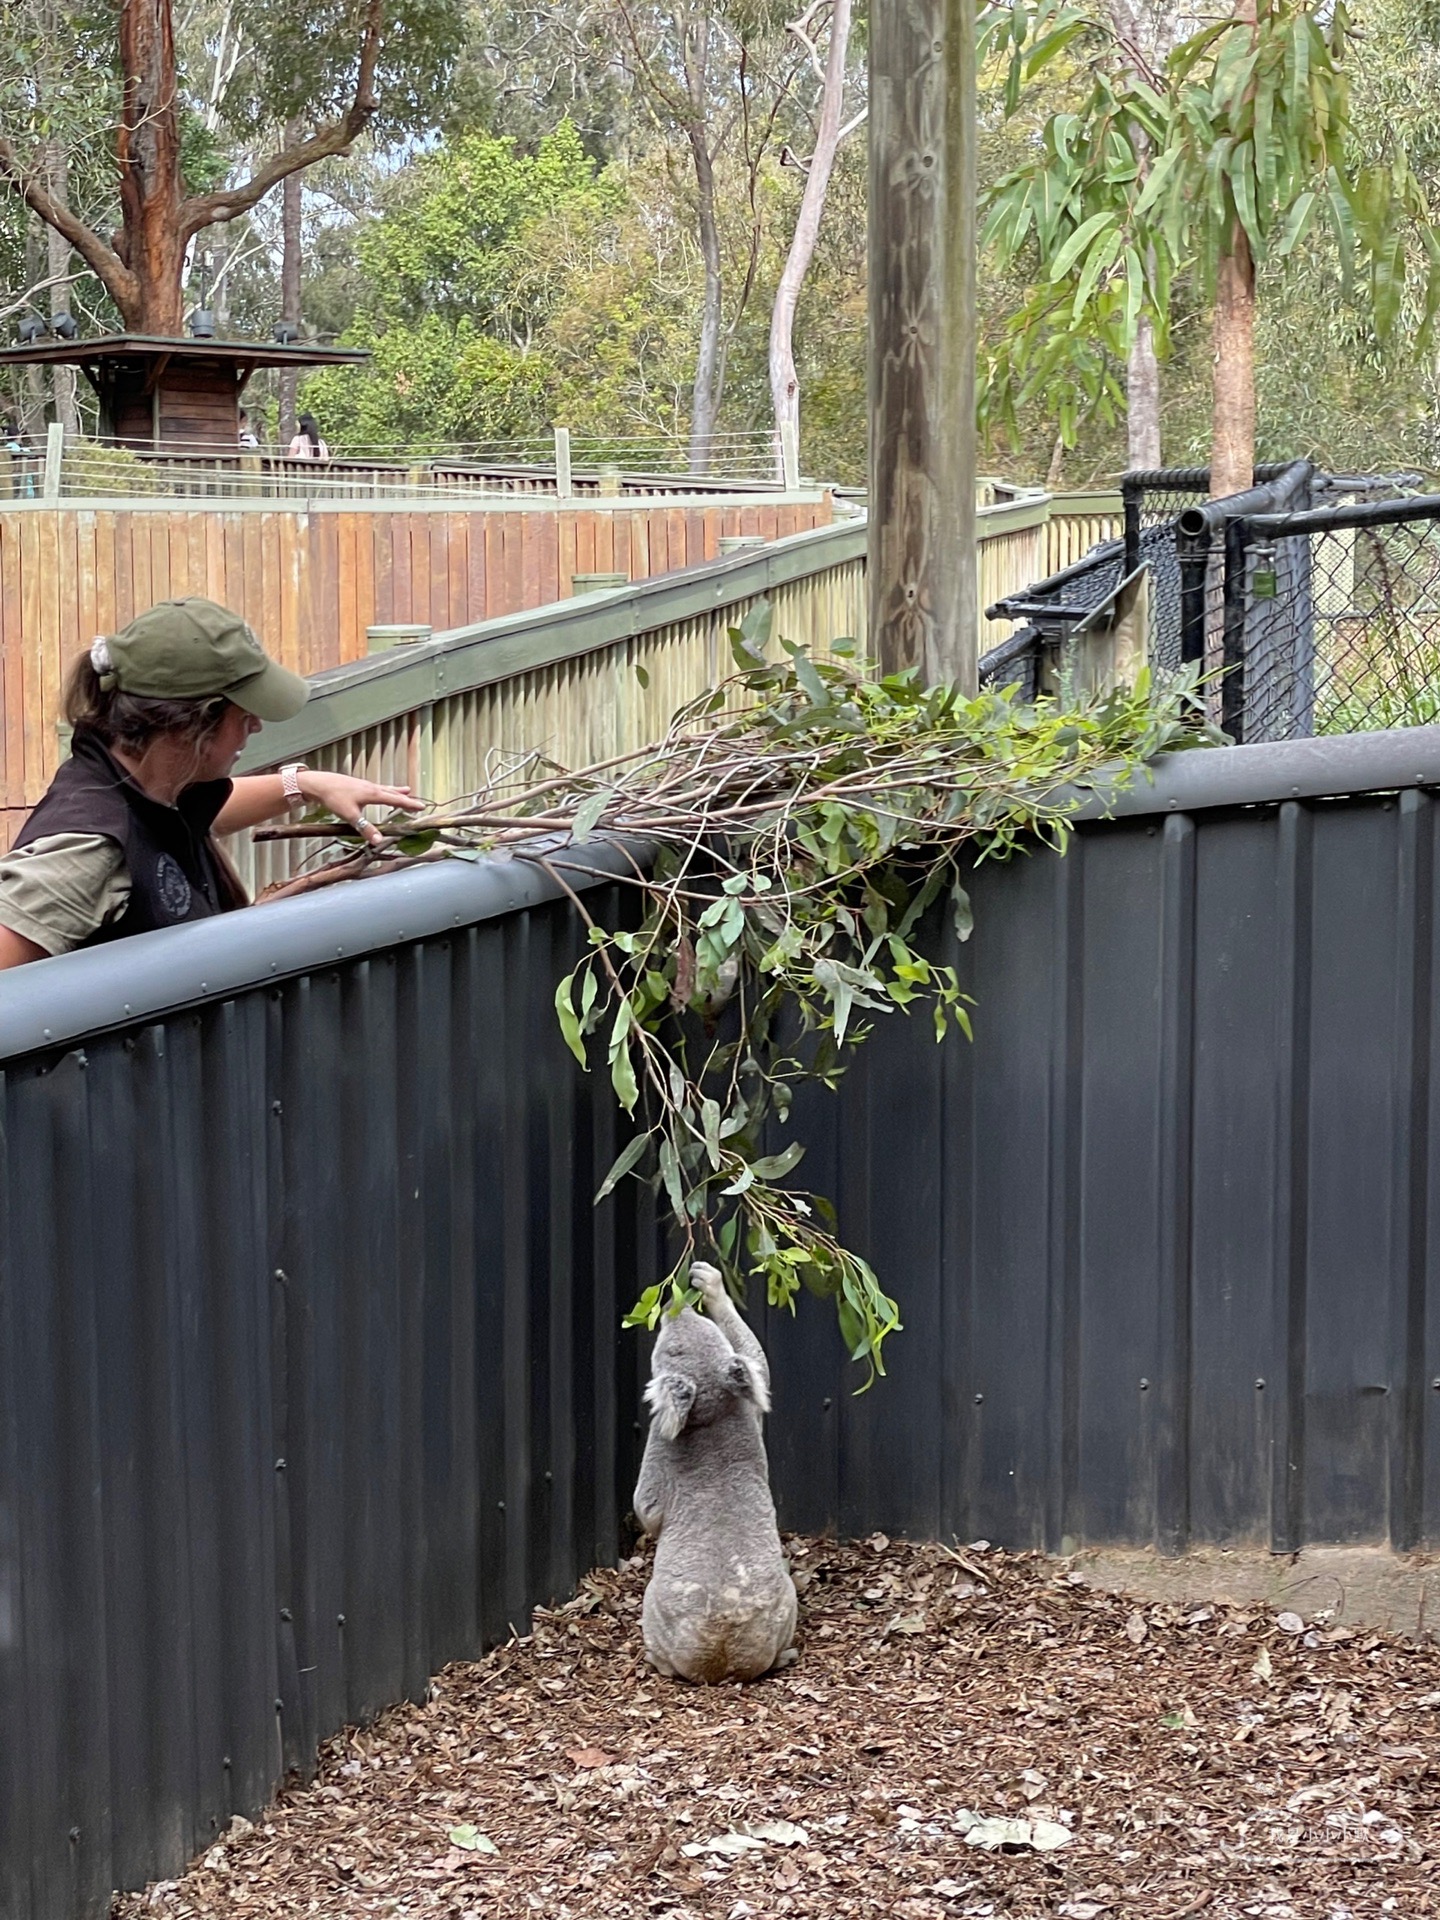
[155,854,193,919]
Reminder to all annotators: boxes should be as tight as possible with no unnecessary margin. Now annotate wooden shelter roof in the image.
[0,333,368,373]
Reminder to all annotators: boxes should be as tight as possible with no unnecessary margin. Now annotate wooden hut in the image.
[0,334,367,452]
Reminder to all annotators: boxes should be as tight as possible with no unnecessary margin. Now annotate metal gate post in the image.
[1122,474,1143,579]
[1221,516,1251,742]
[1177,522,1209,669]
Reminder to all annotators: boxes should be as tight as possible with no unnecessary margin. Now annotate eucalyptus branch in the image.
[261,604,1221,1383]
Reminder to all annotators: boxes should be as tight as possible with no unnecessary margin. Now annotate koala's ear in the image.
[726,1353,771,1414]
[645,1370,697,1440]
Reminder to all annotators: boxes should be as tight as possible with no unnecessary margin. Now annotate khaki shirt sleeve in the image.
[0,832,131,956]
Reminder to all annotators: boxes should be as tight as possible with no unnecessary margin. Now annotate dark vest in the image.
[14,730,242,946]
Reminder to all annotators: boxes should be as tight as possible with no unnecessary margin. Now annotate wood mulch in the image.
[116,1534,1440,1920]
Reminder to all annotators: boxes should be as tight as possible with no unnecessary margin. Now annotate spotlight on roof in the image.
[272,320,300,345]
[188,307,216,339]
[16,313,47,345]
[52,312,78,340]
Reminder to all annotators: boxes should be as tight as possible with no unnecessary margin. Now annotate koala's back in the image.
[645,1432,795,1682]
[646,1523,796,1683]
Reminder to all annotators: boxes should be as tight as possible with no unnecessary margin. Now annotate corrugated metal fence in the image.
[6,729,1440,1918]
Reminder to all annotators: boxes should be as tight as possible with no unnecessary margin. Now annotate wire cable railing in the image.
[4,424,808,505]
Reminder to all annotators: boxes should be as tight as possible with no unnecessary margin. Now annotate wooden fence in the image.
[0,494,830,840]
[0,490,1121,855]
[227,523,870,894]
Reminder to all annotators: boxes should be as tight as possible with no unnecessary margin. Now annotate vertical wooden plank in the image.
[465,507,487,623]
[95,512,118,642]
[665,507,686,575]
[446,512,466,632]
[536,509,560,603]
[205,510,227,603]
[611,513,631,583]
[0,519,23,808]
[574,508,596,583]
[19,512,42,801]
[278,513,301,675]
[373,514,395,627]
[185,507,208,602]
[239,510,265,643]
[73,511,99,703]
[520,514,542,614]
[430,512,451,631]
[484,515,504,617]
[557,510,578,604]
[354,508,376,648]
[335,513,359,666]
[260,512,281,659]
[392,512,414,627]
[223,512,246,635]
[30,510,59,790]
[128,510,151,621]
[629,510,649,581]
[593,510,615,577]
[504,511,524,614]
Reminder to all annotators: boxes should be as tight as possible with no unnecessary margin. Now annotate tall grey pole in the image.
[868,0,978,689]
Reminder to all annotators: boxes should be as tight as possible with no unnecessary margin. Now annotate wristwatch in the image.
[279,762,309,807]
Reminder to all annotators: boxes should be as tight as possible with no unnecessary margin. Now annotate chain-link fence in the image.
[982,463,1434,742]
[982,462,1303,690]
[1230,497,1440,739]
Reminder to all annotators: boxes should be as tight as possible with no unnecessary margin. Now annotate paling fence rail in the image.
[7,730,1440,1919]
[226,500,1060,895]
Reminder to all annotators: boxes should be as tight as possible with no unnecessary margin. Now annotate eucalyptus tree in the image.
[981,0,1440,493]
[0,0,464,336]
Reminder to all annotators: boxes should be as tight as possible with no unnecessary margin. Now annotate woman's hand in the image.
[297,771,426,848]
[219,771,427,841]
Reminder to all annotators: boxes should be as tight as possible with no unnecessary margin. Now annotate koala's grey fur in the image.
[633,1262,798,1683]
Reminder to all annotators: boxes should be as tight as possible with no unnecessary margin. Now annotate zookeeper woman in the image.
[0,597,421,967]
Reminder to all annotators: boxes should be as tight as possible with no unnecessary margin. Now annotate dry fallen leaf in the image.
[956,1810,1072,1853]
[1125,1610,1148,1646]
[445,1825,497,1854]
[565,1746,616,1769]
[680,1831,766,1858]
[744,1819,809,1846]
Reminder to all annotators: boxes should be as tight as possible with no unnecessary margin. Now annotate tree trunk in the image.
[768,0,854,479]
[1210,223,1255,498]
[45,148,79,435]
[279,121,304,444]
[1210,0,1258,499]
[116,0,187,331]
[680,10,723,474]
[1126,314,1161,470]
[869,0,977,688]
[20,218,47,438]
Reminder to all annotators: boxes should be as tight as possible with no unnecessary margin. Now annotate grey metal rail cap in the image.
[6,727,1440,1061]
[0,839,636,1062]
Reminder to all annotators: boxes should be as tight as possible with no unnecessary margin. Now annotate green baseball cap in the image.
[96,597,309,722]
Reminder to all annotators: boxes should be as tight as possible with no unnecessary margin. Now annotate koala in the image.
[633,1261,798,1683]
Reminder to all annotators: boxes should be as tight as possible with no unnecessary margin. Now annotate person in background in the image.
[3,413,35,499]
[286,412,329,460]
[237,407,260,449]
[0,598,422,967]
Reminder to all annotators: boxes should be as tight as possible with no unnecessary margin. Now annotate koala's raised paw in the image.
[690,1260,725,1301]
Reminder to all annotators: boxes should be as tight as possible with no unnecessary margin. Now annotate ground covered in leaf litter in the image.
[118,1535,1440,1920]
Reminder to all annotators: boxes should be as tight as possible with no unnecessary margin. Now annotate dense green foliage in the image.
[7,0,1440,482]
